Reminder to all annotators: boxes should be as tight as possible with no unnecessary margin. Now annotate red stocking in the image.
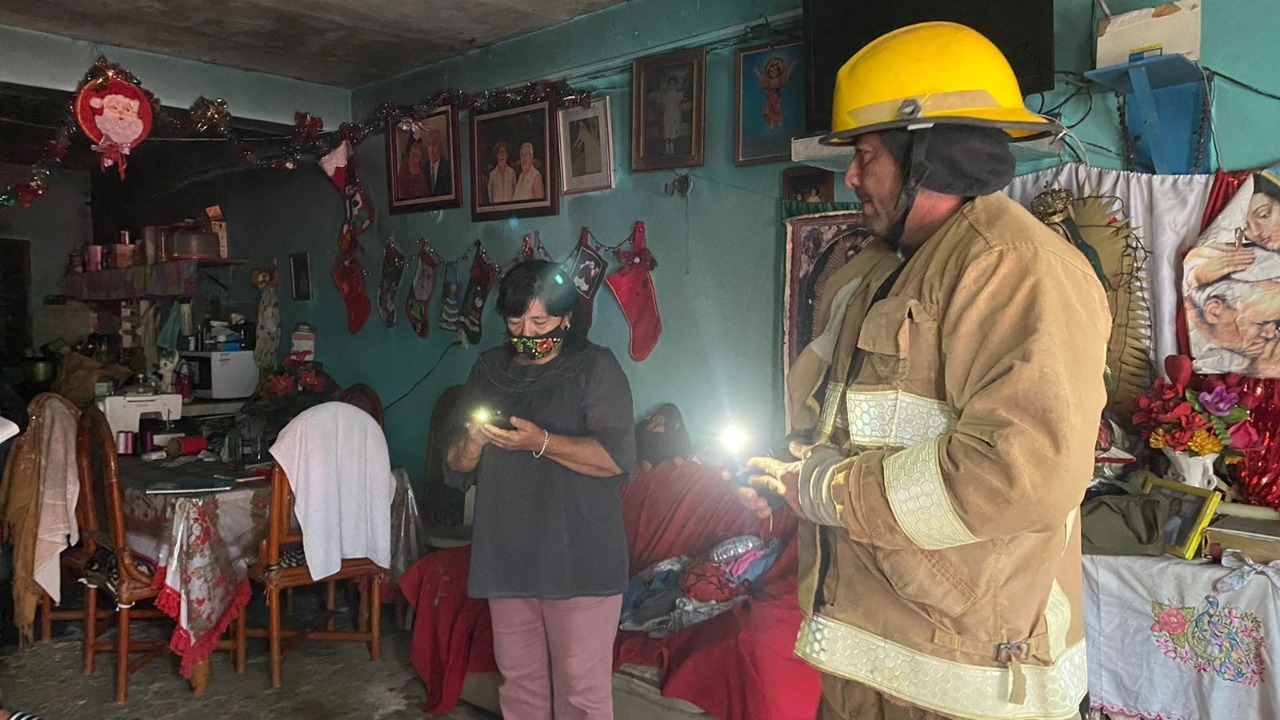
[332,251,371,334]
[606,221,661,361]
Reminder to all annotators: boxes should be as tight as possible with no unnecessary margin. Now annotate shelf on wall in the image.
[64,258,248,300]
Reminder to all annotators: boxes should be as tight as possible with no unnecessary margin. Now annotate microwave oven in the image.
[180,350,258,399]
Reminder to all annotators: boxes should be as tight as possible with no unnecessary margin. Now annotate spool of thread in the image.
[165,436,208,457]
[137,431,154,456]
[115,431,133,455]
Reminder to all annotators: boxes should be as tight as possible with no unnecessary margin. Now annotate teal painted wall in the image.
[0,164,91,302]
[266,0,805,483]
[0,25,350,126]
[1038,0,1280,172]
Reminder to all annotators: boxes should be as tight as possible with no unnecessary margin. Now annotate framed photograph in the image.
[782,166,835,204]
[558,97,615,195]
[289,252,312,301]
[385,105,462,213]
[735,42,805,166]
[470,100,559,222]
[631,47,705,171]
[1143,475,1222,560]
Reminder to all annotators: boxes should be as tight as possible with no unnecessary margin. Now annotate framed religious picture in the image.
[470,100,559,222]
[735,42,805,166]
[289,252,312,301]
[385,105,462,213]
[1142,474,1221,560]
[558,97,615,195]
[782,166,835,204]
[1184,167,1280,377]
[631,47,705,171]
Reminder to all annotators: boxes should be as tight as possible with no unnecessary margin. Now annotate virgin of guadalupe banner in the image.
[1184,169,1280,376]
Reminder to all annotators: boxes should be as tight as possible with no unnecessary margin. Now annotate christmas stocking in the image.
[565,227,606,332]
[406,241,438,339]
[378,239,406,328]
[459,250,498,346]
[320,140,374,253]
[438,261,464,331]
[332,251,372,334]
[606,221,661,361]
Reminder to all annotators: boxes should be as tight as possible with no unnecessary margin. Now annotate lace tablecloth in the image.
[119,457,270,677]
[1083,554,1279,720]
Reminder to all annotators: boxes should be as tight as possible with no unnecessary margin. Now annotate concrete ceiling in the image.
[0,0,629,88]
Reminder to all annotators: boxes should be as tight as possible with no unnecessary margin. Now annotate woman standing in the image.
[487,140,517,204]
[446,260,634,720]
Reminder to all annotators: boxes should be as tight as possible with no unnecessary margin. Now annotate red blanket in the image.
[400,461,821,719]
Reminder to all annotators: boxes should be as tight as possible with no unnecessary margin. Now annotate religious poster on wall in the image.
[1184,169,1280,376]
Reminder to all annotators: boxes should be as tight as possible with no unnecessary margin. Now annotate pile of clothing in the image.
[619,534,780,637]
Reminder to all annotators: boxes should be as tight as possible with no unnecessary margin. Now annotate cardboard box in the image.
[1096,1,1201,68]
[203,205,228,257]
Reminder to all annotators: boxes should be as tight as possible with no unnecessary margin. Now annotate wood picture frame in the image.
[1143,474,1222,560]
[385,105,462,213]
[735,42,805,166]
[558,97,615,195]
[782,166,835,204]
[631,47,705,171]
[470,100,559,222]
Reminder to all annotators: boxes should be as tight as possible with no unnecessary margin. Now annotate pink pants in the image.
[489,594,623,720]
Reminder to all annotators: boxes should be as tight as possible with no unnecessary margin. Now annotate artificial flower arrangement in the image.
[1132,355,1261,462]
[240,350,341,432]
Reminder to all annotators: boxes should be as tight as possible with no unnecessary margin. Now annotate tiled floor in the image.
[0,587,496,720]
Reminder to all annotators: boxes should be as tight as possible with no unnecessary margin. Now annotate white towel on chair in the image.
[269,402,394,580]
[34,400,80,605]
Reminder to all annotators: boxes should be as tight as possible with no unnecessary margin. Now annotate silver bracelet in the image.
[533,430,550,458]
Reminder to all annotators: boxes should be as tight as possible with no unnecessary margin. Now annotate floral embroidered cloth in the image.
[120,458,270,677]
[1083,554,1278,720]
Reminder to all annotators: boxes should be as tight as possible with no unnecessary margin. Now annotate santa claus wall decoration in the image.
[75,77,153,179]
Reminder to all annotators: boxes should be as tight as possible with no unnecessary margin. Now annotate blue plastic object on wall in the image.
[1085,55,1210,175]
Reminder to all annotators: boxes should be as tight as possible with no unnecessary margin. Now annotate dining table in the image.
[117,455,272,694]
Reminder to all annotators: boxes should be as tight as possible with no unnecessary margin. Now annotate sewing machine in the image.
[97,393,183,433]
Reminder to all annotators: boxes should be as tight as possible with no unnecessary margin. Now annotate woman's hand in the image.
[481,416,547,453]
[734,456,803,519]
[464,421,491,451]
[1189,246,1256,286]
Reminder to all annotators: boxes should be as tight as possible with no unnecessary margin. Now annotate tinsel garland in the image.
[1,57,592,209]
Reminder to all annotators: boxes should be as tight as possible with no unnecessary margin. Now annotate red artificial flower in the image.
[299,369,325,392]
[269,373,294,397]
[1166,426,1194,451]
[1165,355,1194,392]
[1229,421,1262,450]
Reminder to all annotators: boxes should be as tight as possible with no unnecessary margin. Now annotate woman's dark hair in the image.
[493,140,511,159]
[495,259,588,347]
[1255,172,1280,203]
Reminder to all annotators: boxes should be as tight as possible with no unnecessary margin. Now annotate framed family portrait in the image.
[470,100,559,222]
[558,97,615,195]
[385,105,462,213]
[631,47,705,171]
[782,166,835,204]
[1143,475,1221,560]
[735,42,805,166]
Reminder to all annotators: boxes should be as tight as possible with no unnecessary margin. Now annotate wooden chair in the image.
[338,383,384,428]
[76,406,170,702]
[246,460,384,688]
[22,393,113,643]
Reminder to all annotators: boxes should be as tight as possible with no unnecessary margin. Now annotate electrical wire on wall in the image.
[383,340,462,411]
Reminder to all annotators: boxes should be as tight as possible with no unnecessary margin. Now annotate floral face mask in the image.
[509,325,566,360]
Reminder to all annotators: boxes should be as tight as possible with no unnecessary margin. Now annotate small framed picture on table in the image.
[1143,475,1221,560]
